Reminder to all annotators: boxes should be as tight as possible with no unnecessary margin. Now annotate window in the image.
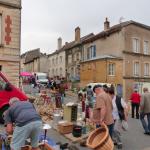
[133,38,140,53]
[87,48,90,59]
[144,63,149,76]
[144,41,149,55]
[68,55,72,64]
[87,45,96,60]
[56,57,58,65]
[49,60,51,67]
[59,56,62,63]
[60,68,62,76]
[52,59,54,65]
[133,62,140,76]
[76,53,79,61]
[108,63,115,76]
[52,69,54,76]
[56,69,58,76]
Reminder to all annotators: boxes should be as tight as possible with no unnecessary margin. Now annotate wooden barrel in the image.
[86,124,114,150]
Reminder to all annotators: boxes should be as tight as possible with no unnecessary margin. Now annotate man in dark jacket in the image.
[4,97,42,150]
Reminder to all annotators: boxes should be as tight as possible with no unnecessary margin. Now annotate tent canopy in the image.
[20,72,33,77]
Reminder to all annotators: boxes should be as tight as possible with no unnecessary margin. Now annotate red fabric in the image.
[130,92,141,103]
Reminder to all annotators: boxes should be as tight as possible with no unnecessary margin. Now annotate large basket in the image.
[86,124,114,150]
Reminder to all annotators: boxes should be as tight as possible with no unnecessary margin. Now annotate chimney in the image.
[75,27,80,42]
[57,37,62,50]
[104,17,110,31]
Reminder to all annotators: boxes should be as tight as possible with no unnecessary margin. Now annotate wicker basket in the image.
[58,122,73,134]
[86,124,114,150]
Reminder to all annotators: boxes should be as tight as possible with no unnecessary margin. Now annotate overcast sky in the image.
[21,0,150,54]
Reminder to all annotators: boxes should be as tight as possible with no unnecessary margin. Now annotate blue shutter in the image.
[93,45,96,57]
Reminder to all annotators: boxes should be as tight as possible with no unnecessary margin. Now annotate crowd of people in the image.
[2,81,150,149]
[80,84,150,149]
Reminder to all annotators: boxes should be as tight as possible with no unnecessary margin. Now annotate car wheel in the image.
[0,105,9,124]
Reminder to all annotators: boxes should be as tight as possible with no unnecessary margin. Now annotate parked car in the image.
[0,72,28,123]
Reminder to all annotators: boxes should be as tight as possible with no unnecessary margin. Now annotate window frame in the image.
[133,61,140,77]
[143,40,149,55]
[108,63,115,76]
[132,38,140,53]
[87,45,96,60]
[68,55,72,64]
[144,62,149,77]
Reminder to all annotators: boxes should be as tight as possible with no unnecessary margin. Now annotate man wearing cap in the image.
[4,97,42,150]
[92,84,114,137]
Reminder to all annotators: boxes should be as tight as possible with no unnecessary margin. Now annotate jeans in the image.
[11,121,42,150]
[113,119,122,144]
[107,123,114,138]
[140,113,150,133]
[132,102,140,118]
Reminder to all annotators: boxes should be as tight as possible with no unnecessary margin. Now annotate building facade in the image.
[81,19,150,99]
[21,48,48,73]
[0,0,21,86]
[65,27,94,82]
[48,49,66,78]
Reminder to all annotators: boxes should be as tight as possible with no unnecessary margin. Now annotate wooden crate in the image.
[58,122,73,134]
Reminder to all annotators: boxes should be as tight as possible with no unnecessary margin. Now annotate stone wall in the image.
[0,1,21,87]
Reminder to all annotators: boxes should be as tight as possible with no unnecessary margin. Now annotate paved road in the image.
[4,85,150,149]
[44,116,150,150]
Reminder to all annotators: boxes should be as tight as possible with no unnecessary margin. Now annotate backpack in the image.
[115,96,125,120]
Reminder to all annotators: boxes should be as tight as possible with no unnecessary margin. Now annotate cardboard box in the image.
[58,122,73,134]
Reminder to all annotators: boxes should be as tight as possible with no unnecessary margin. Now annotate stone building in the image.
[65,27,94,82]
[21,48,48,73]
[48,38,66,78]
[81,18,150,99]
[0,0,21,86]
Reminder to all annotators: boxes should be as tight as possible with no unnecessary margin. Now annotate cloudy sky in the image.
[21,0,150,54]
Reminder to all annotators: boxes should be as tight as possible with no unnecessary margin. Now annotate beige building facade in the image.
[82,19,150,99]
[48,40,66,78]
[21,49,48,73]
[0,0,21,86]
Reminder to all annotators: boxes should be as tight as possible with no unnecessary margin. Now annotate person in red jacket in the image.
[130,89,141,119]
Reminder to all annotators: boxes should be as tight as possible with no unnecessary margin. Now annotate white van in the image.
[78,82,112,100]
[86,82,112,91]
[34,72,48,85]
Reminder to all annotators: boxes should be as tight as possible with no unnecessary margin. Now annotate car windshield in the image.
[38,75,47,80]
